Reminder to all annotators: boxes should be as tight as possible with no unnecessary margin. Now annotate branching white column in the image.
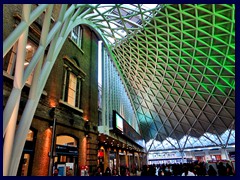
[3,4,48,57]
[8,5,68,176]
[3,4,31,176]
[3,4,109,176]
[3,92,21,176]
[3,4,49,136]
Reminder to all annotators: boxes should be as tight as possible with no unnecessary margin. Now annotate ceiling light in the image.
[26,44,32,49]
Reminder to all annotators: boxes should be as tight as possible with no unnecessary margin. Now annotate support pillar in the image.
[116,149,119,171]
[205,150,212,161]
[180,150,184,163]
[136,152,140,171]
[104,147,109,172]
[221,147,229,160]
[125,150,128,167]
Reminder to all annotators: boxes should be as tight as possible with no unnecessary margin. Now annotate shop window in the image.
[3,40,37,85]
[70,25,83,49]
[211,155,222,161]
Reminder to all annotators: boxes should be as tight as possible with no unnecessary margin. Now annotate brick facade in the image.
[3,4,99,176]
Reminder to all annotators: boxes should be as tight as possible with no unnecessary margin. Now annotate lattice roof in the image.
[3,4,235,152]
[87,4,235,151]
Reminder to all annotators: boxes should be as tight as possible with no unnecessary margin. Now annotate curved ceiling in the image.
[4,4,234,152]
[2,4,235,176]
[85,4,235,151]
[84,4,163,46]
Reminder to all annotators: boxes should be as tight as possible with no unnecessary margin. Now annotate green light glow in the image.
[112,4,235,143]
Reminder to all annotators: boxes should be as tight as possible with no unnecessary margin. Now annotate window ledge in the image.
[59,99,84,114]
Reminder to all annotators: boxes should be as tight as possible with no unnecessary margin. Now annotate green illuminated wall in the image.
[112,4,235,147]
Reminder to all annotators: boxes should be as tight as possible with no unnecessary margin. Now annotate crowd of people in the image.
[141,161,235,176]
[92,161,235,176]
[93,166,131,176]
[52,161,235,176]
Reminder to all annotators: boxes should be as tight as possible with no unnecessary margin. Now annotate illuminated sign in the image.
[116,113,123,132]
[113,110,145,148]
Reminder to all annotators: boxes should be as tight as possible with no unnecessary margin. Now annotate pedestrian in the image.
[104,167,111,176]
[217,162,227,176]
[226,163,234,176]
[207,165,217,176]
[112,169,119,176]
[182,166,195,176]
[94,167,103,176]
[53,168,60,176]
[125,167,130,176]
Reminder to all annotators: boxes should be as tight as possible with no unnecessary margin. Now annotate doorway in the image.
[54,135,78,176]
[17,129,36,176]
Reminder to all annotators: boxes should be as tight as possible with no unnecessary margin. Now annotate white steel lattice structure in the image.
[99,47,139,134]
[3,4,235,176]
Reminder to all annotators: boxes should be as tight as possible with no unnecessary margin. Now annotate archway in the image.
[53,135,78,176]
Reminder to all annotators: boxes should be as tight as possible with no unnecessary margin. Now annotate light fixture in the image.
[84,131,89,137]
[26,44,32,49]
[69,119,74,126]
[48,107,55,118]
[49,121,53,128]
[84,121,90,130]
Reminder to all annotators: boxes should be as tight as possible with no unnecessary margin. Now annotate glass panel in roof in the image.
[88,4,161,46]
[166,137,179,149]
[141,4,158,10]
[230,133,235,144]
[191,137,202,147]
[162,140,175,149]
[220,130,229,144]
[199,136,212,146]
[97,6,114,13]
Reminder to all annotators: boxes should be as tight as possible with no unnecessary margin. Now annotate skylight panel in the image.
[141,4,158,10]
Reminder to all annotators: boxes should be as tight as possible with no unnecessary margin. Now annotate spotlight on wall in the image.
[93,125,97,131]
[84,121,90,131]
[48,107,55,118]
[49,121,53,128]
[84,131,89,137]
[69,119,74,126]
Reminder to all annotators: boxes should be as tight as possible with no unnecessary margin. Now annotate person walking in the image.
[104,167,112,176]
[207,165,217,176]
[182,166,195,176]
[217,162,227,176]
[112,169,119,176]
[94,167,103,176]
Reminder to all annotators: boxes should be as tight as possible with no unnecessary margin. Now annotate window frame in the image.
[61,56,86,110]
[3,39,38,86]
[70,25,83,49]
